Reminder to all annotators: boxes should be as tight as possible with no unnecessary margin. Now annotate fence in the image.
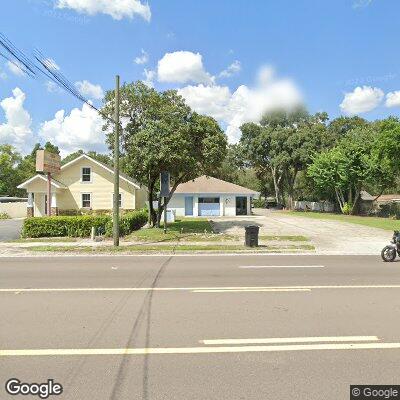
[294,201,334,213]
[0,202,27,218]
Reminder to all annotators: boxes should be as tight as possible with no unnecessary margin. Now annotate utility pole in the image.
[113,75,120,246]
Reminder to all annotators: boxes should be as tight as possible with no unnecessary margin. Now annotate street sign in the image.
[160,171,170,197]
[36,150,61,174]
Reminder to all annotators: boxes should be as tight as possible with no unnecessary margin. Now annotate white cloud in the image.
[219,60,241,78]
[6,61,25,77]
[143,68,156,87]
[178,65,303,143]
[340,86,384,115]
[385,91,400,108]
[56,0,151,21]
[0,88,32,150]
[353,0,373,9]
[75,80,104,100]
[134,49,149,65]
[45,81,62,93]
[178,84,231,121]
[0,69,6,80]
[157,51,214,84]
[39,103,106,156]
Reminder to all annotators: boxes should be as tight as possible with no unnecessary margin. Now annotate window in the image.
[81,167,92,182]
[113,193,122,208]
[199,197,220,203]
[82,193,91,208]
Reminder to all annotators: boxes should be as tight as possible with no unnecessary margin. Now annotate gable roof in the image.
[61,154,141,189]
[174,175,259,195]
[17,174,67,190]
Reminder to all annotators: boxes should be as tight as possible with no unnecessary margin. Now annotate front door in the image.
[34,194,47,217]
[185,196,194,216]
[236,196,247,215]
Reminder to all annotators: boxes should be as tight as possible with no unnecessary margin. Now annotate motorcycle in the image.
[381,230,400,262]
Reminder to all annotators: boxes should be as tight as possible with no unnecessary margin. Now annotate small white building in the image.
[168,176,259,217]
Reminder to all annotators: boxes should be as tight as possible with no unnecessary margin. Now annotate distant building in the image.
[168,175,259,217]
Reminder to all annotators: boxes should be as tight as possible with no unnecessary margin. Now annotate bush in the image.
[378,202,400,219]
[22,209,148,238]
[0,212,10,220]
[252,198,266,208]
[22,215,111,238]
[105,209,148,237]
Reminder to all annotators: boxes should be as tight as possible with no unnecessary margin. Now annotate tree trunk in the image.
[155,174,188,227]
[271,166,280,204]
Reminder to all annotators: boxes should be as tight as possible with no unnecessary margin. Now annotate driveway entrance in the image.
[0,219,23,241]
[211,209,389,254]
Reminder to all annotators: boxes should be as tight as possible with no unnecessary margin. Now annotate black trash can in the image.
[245,225,259,247]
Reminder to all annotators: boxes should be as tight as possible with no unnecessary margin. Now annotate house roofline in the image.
[17,174,67,190]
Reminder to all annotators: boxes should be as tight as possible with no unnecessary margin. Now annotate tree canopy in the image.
[101,81,227,225]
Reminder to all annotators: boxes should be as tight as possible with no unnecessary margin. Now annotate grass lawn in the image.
[285,211,400,231]
[126,217,227,242]
[29,243,315,253]
[126,217,311,243]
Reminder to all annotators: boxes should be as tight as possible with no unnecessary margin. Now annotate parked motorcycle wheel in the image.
[381,246,397,262]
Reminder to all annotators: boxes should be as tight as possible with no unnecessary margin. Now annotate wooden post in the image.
[113,75,120,246]
[163,197,167,234]
[47,172,51,216]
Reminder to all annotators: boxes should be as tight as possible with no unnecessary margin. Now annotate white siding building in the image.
[168,176,259,217]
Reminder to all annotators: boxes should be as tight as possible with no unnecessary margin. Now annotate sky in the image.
[1,0,400,156]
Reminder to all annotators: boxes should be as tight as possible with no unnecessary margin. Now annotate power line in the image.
[0,33,114,122]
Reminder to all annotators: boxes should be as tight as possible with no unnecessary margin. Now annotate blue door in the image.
[198,197,220,216]
[185,196,193,216]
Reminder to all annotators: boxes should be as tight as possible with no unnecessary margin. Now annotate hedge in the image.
[22,215,111,238]
[22,210,148,238]
[105,209,148,237]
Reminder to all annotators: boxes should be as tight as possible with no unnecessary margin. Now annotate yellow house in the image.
[17,154,147,217]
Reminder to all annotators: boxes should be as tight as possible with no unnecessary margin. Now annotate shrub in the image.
[0,212,10,220]
[252,198,265,208]
[22,215,111,238]
[378,202,400,219]
[105,209,148,237]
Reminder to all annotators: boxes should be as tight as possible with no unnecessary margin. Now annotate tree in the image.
[240,108,331,207]
[0,145,23,196]
[101,81,227,226]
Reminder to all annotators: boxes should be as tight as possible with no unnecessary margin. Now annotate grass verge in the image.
[285,211,400,231]
[9,237,78,243]
[28,243,315,253]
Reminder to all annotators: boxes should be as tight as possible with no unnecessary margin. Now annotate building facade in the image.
[18,154,147,217]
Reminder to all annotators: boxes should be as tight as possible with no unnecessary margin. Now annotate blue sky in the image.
[1,0,400,155]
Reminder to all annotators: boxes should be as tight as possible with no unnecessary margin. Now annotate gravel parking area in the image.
[211,209,390,254]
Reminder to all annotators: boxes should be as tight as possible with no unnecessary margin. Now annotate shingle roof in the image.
[174,175,259,195]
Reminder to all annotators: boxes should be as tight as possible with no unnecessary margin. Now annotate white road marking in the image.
[239,265,324,269]
[2,285,400,293]
[201,336,379,345]
[192,289,311,293]
[3,342,400,357]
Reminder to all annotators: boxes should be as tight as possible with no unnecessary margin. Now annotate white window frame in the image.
[81,192,92,209]
[81,166,92,183]
[112,193,123,208]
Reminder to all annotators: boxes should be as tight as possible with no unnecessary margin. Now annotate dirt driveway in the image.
[211,209,390,254]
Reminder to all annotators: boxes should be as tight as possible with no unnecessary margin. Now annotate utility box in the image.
[245,225,259,247]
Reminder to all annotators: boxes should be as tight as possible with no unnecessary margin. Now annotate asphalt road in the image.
[0,219,23,241]
[1,254,400,399]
